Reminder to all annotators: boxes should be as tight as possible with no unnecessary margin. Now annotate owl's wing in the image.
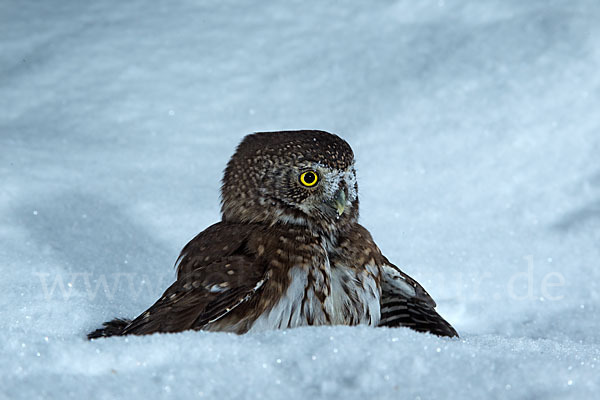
[340,224,457,337]
[175,222,256,279]
[122,255,266,335]
[379,260,458,337]
[88,255,267,338]
[88,222,267,339]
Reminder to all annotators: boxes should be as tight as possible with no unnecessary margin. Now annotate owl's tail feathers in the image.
[379,297,458,338]
[87,318,132,340]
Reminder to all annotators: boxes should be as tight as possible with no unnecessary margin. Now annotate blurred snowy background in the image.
[2,0,600,398]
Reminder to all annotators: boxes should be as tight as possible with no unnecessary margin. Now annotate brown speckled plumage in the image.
[88,130,457,339]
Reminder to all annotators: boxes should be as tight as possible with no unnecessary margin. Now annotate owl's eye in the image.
[299,170,319,187]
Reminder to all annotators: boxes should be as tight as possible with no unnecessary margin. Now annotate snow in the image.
[2,0,600,398]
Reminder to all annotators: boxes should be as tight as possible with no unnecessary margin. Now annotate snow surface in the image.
[2,0,600,398]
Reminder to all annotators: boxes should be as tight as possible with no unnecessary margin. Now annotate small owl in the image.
[88,130,457,338]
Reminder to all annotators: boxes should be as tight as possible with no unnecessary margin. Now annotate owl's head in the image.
[221,130,359,235]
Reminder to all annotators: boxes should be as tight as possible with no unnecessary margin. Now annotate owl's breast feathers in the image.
[180,221,382,333]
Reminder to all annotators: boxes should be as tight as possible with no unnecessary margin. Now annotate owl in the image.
[88,130,457,339]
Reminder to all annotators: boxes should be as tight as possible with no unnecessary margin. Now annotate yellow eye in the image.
[299,170,319,187]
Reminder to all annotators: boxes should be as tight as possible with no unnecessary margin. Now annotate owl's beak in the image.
[334,189,346,216]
